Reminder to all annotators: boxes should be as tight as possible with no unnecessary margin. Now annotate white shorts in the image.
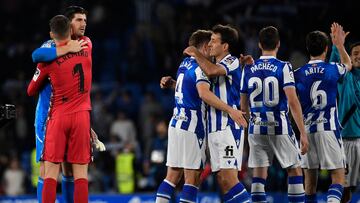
[166,126,206,169]
[208,126,245,172]
[301,131,345,170]
[248,133,301,168]
[343,138,360,187]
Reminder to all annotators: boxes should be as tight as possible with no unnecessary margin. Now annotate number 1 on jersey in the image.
[73,63,85,93]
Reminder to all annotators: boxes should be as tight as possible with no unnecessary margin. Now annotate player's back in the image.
[170,57,208,136]
[47,36,92,117]
[241,56,294,135]
[294,60,346,133]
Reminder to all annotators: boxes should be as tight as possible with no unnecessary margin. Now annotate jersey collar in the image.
[308,59,324,64]
[260,56,276,59]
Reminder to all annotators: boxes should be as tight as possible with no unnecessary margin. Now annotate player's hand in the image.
[160,76,175,89]
[228,109,248,128]
[183,46,198,57]
[91,128,106,152]
[299,133,308,155]
[66,39,88,53]
[239,54,254,66]
[330,22,349,48]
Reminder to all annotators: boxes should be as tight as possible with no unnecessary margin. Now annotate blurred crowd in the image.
[0,0,357,196]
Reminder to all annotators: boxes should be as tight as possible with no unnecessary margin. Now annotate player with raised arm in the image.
[240,26,308,203]
[184,24,250,203]
[30,6,104,203]
[156,29,247,203]
[294,23,351,203]
[28,15,92,203]
[330,38,360,203]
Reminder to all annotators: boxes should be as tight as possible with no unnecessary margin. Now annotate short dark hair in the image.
[63,6,87,20]
[189,30,212,49]
[259,26,280,51]
[212,24,239,54]
[306,31,329,57]
[350,41,360,54]
[49,15,71,40]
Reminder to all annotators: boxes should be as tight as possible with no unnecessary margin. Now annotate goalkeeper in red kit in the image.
[27,15,92,203]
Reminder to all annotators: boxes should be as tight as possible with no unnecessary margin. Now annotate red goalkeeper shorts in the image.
[43,111,91,164]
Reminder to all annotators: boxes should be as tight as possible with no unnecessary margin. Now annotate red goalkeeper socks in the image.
[74,178,89,203]
[42,178,57,203]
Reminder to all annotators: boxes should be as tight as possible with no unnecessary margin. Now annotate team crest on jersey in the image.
[33,68,41,81]
[223,56,236,66]
[289,71,294,80]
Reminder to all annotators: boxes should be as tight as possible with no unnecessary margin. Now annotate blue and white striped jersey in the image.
[240,56,295,135]
[208,54,242,133]
[294,60,347,134]
[170,57,210,141]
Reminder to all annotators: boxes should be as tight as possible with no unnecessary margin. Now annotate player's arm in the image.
[331,22,352,71]
[183,46,226,77]
[32,39,88,63]
[27,64,49,96]
[284,87,308,155]
[282,63,308,154]
[197,82,247,128]
[160,76,176,89]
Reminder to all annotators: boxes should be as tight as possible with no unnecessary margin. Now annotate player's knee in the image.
[184,170,201,186]
[287,167,302,176]
[165,167,183,185]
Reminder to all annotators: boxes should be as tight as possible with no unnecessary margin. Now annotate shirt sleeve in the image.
[31,40,57,63]
[283,63,295,88]
[218,56,239,75]
[332,62,347,76]
[240,66,248,94]
[27,63,50,96]
[195,67,210,85]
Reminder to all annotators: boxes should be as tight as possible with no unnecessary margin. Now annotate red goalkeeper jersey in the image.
[28,36,93,118]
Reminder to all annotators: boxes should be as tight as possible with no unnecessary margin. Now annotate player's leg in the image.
[316,131,346,203]
[214,128,250,203]
[72,163,89,203]
[37,161,45,203]
[341,139,360,203]
[42,161,61,203]
[67,111,92,203]
[271,133,305,203]
[328,168,345,203]
[179,169,201,203]
[41,117,67,203]
[287,167,305,203]
[251,167,268,203]
[61,162,74,203]
[178,128,206,203]
[216,169,250,203]
[300,132,319,202]
[35,125,46,203]
[304,169,318,202]
[248,134,273,203]
[156,167,183,203]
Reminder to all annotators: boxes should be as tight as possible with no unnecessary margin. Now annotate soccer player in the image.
[294,23,351,203]
[156,29,247,203]
[240,26,308,203]
[31,6,105,203]
[332,41,360,203]
[27,15,92,203]
[184,24,251,203]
